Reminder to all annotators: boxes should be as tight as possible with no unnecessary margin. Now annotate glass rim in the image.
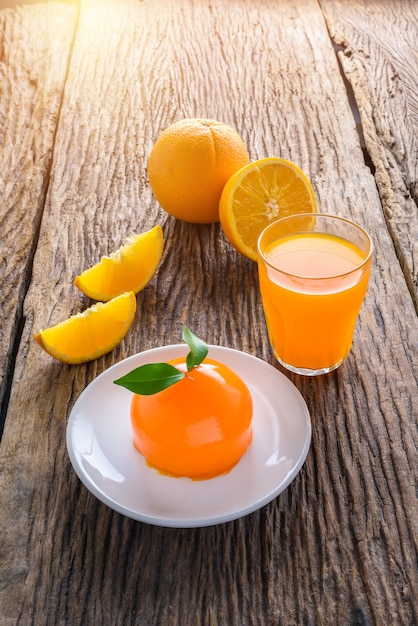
[257,213,374,281]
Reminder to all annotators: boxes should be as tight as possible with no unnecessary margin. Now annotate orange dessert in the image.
[130,357,253,480]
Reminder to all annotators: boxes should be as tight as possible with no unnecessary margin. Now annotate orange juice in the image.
[258,217,373,374]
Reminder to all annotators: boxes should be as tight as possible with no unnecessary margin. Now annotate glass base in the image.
[277,357,343,376]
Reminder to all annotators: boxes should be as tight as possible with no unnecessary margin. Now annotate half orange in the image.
[219,157,317,261]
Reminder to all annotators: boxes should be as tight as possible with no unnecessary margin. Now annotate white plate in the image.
[67,345,311,527]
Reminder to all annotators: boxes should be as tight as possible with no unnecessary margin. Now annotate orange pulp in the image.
[258,232,372,370]
[130,358,253,480]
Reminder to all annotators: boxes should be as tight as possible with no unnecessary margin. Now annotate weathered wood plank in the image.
[320,0,418,307]
[0,2,78,423]
[0,0,417,624]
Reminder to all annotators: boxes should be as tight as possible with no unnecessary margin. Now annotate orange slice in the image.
[74,225,164,301]
[219,157,317,261]
[34,291,136,364]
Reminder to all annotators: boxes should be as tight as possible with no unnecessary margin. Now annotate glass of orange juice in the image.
[257,214,373,375]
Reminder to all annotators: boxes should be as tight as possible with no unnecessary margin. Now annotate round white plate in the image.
[67,345,311,528]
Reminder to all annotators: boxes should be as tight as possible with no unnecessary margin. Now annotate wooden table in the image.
[1,0,417,623]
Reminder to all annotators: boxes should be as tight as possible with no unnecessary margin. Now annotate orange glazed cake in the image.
[130,357,253,480]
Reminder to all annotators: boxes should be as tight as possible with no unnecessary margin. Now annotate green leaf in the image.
[183,326,208,370]
[114,363,185,395]
[114,327,209,396]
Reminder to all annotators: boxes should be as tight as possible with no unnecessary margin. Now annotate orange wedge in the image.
[219,157,317,261]
[74,225,164,302]
[34,291,136,364]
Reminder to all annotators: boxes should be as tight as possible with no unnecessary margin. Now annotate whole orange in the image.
[147,118,250,223]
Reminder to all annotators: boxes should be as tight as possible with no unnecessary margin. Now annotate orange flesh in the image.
[130,358,253,479]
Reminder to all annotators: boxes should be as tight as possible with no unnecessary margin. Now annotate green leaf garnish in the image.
[114,326,208,395]
[183,326,208,370]
[114,363,185,395]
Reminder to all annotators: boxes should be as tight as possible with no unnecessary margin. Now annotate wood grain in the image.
[320,0,418,308]
[0,2,78,422]
[0,0,417,624]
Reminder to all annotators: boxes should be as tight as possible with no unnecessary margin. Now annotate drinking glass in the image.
[257,214,373,375]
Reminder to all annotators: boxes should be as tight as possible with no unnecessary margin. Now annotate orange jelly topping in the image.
[130,357,253,479]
